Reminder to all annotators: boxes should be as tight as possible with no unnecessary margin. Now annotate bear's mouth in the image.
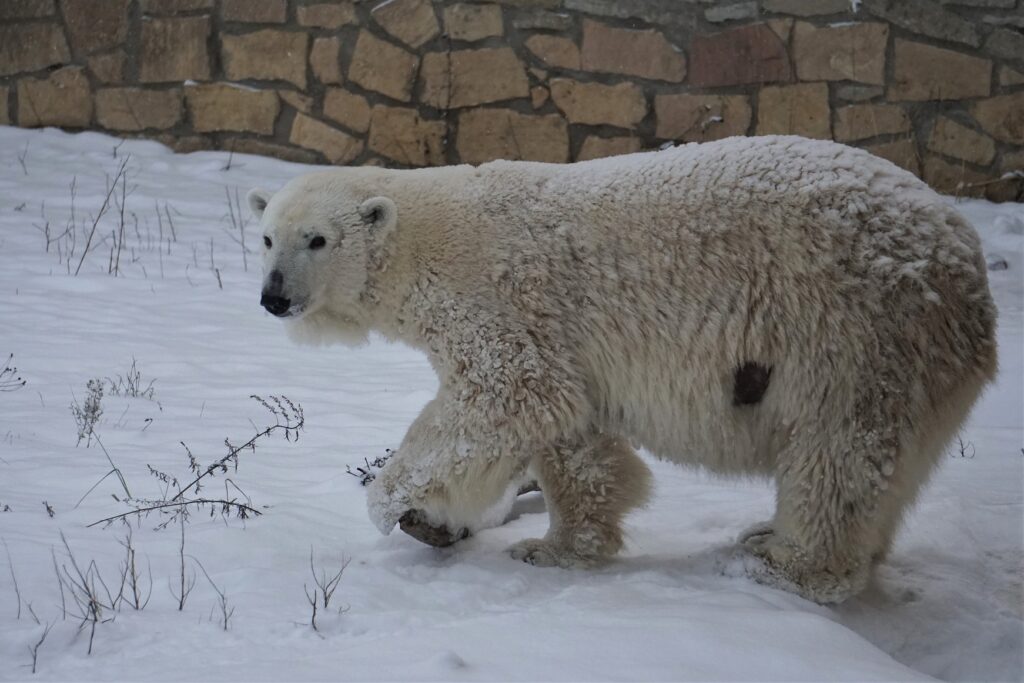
[282,303,307,318]
[270,301,307,319]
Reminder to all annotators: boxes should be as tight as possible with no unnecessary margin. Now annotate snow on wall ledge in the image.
[0,0,1022,201]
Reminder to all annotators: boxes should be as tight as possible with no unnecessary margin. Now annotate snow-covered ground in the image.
[0,126,1020,682]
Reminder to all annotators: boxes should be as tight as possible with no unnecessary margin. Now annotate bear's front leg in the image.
[508,432,652,568]
[366,394,531,542]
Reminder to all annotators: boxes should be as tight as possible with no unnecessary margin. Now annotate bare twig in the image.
[3,537,22,619]
[169,511,195,611]
[304,582,319,631]
[75,157,130,276]
[27,622,54,674]
[171,396,303,504]
[305,547,350,630]
[58,532,113,655]
[17,141,29,175]
[116,527,151,611]
[51,548,66,621]
[190,557,233,630]
[0,354,26,392]
[310,547,350,610]
[74,434,131,509]
[88,498,262,528]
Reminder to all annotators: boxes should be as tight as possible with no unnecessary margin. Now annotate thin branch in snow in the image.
[3,537,22,619]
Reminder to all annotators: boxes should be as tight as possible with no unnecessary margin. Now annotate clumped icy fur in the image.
[249,136,997,604]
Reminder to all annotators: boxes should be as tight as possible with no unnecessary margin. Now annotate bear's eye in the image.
[263,235,272,249]
[309,235,327,250]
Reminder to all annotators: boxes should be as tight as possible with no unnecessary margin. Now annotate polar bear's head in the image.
[247,172,398,345]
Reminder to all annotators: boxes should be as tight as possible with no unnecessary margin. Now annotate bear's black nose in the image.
[261,292,291,317]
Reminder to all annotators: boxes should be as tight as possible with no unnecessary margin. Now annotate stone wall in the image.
[1,0,1022,200]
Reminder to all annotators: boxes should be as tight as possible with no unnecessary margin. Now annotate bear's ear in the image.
[359,196,398,237]
[247,188,272,219]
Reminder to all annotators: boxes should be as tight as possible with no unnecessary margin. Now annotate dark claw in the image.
[398,510,470,547]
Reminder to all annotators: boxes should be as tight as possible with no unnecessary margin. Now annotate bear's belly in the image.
[587,361,783,478]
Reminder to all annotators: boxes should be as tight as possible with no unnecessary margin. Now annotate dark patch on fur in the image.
[733,362,772,406]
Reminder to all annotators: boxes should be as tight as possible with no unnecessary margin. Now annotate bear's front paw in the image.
[738,520,775,547]
[399,510,470,548]
[507,538,591,568]
[366,475,410,535]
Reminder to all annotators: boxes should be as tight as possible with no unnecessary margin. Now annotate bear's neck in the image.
[359,222,420,344]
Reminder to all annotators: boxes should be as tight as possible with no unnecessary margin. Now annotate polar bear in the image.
[249,136,997,604]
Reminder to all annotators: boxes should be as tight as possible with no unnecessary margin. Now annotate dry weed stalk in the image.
[88,395,304,529]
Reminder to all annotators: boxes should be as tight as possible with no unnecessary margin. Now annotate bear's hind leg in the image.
[508,433,652,568]
[741,432,904,603]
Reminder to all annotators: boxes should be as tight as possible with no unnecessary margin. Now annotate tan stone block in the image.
[762,0,849,15]
[61,0,131,56]
[984,27,1024,61]
[923,155,990,196]
[0,22,70,77]
[0,87,9,125]
[96,87,182,131]
[793,21,888,85]
[705,2,758,23]
[297,2,356,28]
[862,0,980,48]
[444,3,503,42]
[140,16,210,83]
[136,134,206,154]
[525,35,580,70]
[456,108,568,163]
[141,0,212,12]
[971,93,1024,144]
[17,66,92,128]
[222,30,308,89]
[833,104,910,142]
[580,19,685,83]
[279,90,313,113]
[1000,66,1024,87]
[368,106,445,166]
[577,135,641,161]
[889,40,991,102]
[835,84,884,102]
[766,18,793,42]
[88,51,126,84]
[166,135,211,154]
[372,0,440,48]
[420,47,529,108]
[549,78,646,129]
[514,9,571,31]
[310,37,343,85]
[690,23,790,87]
[928,118,995,166]
[324,88,372,133]
[499,0,558,7]
[756,83,830,139]
[221,0,287,23]
[864,139,921,176]
[227,139,321,164]
[186,83,280,134]
[290,113,364,163]
[531,85,549,109]
[654,93,751,142]
[349,31,419,102]
[0,0,55,19]
[1002,150,1024,174]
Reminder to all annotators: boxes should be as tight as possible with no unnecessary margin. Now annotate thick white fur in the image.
[251,136,997,604]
